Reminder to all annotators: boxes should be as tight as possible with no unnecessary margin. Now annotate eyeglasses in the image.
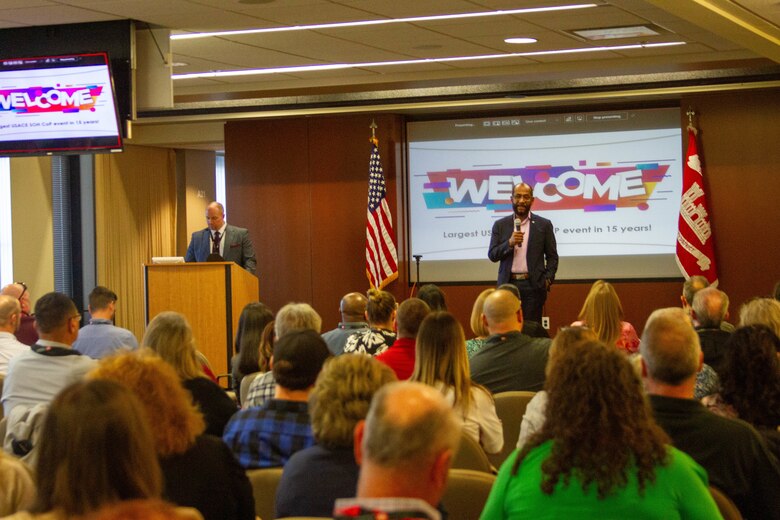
[70,314,82,323]
[15,282,27,300]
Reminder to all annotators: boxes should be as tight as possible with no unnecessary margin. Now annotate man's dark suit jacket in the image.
[185,224,257,274]
[488,213,558,289]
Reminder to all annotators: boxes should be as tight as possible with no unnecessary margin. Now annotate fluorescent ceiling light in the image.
[505,37,538,44]
[172,42,686,80]
[171,3,598,40]
[572,25,662,40]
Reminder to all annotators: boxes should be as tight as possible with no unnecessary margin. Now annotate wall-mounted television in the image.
[0,52,123,156]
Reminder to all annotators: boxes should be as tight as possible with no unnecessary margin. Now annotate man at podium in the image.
[185,201,257,275]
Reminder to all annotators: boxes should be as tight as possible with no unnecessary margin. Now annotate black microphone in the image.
[514,217,521,232]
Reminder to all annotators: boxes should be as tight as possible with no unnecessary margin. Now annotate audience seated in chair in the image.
[223,329,331,469]
[375,298,430,380]
[465,289,494,358]
[3,380,164,520]
[701,325,780,459]
[321,292,369,356]
[276,354,396,518]
[690,287,732,375]
[469,290,550,393]
[245,303,322,409]
[72,286,138,359]
[90,350,255,520]
[231,302,274,403]
[571,280,640,354]
[417,284,447,312]
[482,338,720,519]
[143,312,237,437]
[411,311,502,454]
[334,381,461,520]
[2,292,96,458]
[641,307,780,520]
[343,289,396,356]
[517,326,597,449]
[0,296,30,376]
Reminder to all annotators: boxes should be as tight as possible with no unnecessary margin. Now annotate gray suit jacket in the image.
[184,224,257,274]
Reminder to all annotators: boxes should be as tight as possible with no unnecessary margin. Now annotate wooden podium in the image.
[144,262,259,377]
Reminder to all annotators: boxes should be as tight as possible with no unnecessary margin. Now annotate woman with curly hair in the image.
[481,340,720,519]
[230,302,274,401]
[516,326,597,449]
[90,351,254,520]
[571,280,639,354]
[275,354,396,517]
[411,311,503,454]
[343,289,396,356]
[702,325,780,457]
[143,312,237,436]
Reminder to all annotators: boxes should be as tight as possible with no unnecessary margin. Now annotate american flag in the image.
[676,126,718,284]
[365,139,399,289]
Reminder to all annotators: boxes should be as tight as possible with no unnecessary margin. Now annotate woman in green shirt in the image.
[481,339,722,520]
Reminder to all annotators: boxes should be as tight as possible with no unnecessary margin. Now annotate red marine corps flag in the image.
[365,122,399,289]
[676,110,718,285]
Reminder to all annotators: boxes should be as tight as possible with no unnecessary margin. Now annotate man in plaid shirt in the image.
[223,329,331,468]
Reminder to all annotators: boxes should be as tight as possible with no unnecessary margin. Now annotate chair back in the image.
[247,467,284,520]
[709,486,744,520]
[241,372,261,406]
[442,468,496,520]
[452,430,493,473]
[488,391,535,469]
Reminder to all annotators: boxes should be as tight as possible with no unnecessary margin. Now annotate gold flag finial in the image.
[370,119,378,145]
[686,107,696,132]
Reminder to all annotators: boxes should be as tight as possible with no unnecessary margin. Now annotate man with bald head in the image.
[488,182,558,324]
[0,295,28,374]
[185,201,257,274]
[691,286,732,375]
[321,292,369,355]
[469,290,551,393]
[334,381,460,520]
[642,307,780,520]
[0,283,37,345]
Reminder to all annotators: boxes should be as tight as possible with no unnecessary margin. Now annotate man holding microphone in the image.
[488,183,558,324]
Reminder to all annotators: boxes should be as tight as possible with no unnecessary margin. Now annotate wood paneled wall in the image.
[225,89,779,335]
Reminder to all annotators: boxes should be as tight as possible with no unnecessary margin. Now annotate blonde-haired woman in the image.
[571,280,639,354]
[411,311,503,453]
[143,312,237,436]
[90,351,254,520]
[466,288,494,358]
[276,354,397,517]
[739,297,780,338]
[343,289,397,356]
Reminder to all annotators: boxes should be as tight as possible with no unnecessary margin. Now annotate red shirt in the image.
[375,337,416,380]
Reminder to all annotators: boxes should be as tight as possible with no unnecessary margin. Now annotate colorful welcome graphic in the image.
[0,85,103,114]
[422,160,671,213]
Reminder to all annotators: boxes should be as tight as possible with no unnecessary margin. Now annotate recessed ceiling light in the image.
[171,4,598,40]
[171,41,686,80]
[571,25,662,41]
[171,62,189,67]
[505,37,537,44]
